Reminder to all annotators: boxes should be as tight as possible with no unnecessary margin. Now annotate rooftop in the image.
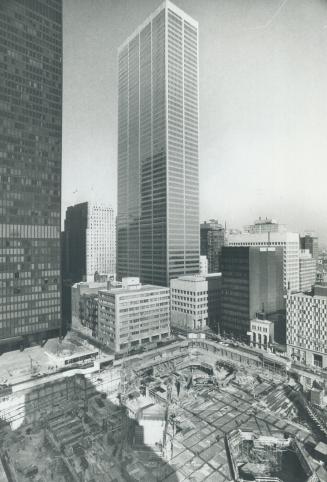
[171,275,206,283]
[73,281,107,290]
[100,284,169,296]
[118,0,198,53]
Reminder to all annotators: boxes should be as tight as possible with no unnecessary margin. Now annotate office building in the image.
[170,275,208,331]
[287,285,327,369]
[200,220,225,273]
[206,273,222,334]
[117,1,199,286]
[221,246,284,339]
[64,202,115,283]
[228,221,300,292]
[0,0,62,347]
[98,278,170,352]
[300,233,319,263]
[299,249,316,293]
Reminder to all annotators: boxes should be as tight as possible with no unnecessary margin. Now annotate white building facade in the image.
[170,275,208,331]
[86,203,116,281]
[97,278,170,352]
[299,249,316,293]
[286,290,327,368]
[228,230,300,293]
[250,317,274,351]
[199,256,208,276]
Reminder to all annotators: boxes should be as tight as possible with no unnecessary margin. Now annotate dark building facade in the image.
[0,0,62,347]
[221,246,284,339]
[63,202,88,284]
[117,2,199,286]
[300,234,318,263]
[78,292,98,339]
[62,203,88,331]
[206,273,222,334]
[200,220,225,273]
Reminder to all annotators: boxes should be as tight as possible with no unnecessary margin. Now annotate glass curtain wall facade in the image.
[0,0,62,345]
[117,1,199,286]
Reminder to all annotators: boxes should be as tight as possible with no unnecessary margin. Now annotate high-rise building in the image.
[221,246,284,339]
[117,1,199,286]
[299,249,316,293]
[64,202,116,283]
[300,233,319,263]
[287,285,327,369]
[0,0,62,347]
[200,220,225,273]
[228,221,300,293]
[98,277,170,353]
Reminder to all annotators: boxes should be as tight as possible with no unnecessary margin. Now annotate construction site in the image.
[0,339,327,482]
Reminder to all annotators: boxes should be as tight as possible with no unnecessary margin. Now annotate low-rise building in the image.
[78,293,98,338]
[71,281,107,339]
[170,275,208,331]
[250,315,274,351]
[299,249,316,293]
[97,278,170,353]
[286,285,327,368]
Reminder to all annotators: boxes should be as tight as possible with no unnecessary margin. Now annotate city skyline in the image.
[1,2,327,479]
[62,0,327,243]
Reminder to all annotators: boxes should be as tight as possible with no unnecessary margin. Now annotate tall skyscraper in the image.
[117,1,199,286]
[0,0,62,347]
[64,202,116,283]
[200,220,225,273]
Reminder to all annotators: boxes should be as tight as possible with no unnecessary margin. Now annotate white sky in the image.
[62,0,327,244]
